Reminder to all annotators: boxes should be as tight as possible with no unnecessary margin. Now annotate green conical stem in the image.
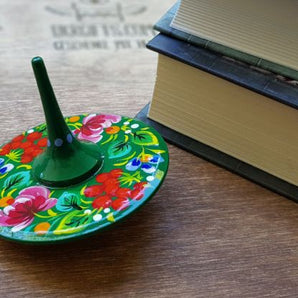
[32,57,72,145]
[31,57,103,187]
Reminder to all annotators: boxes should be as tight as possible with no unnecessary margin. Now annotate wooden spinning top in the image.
[0,57,169,243]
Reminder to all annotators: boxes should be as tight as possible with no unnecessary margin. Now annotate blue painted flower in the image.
[0,158,14,175]
[126,154,164,174]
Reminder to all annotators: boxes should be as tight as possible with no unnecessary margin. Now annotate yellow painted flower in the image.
[106,126,120,135]
[140,154,153,163]
[0,196,14,208]
[34,222,51,235]
[68,116,80,123]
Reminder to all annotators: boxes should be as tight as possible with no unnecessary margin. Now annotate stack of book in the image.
[136,0,298,202]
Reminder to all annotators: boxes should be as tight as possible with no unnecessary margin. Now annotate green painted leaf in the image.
[53,210,92,235]
[108,140,132,159]
[148,149,166,154]
[155,169,164,180]
[132,131,158,146]
[3,171,31,192]
[56,192,82,212]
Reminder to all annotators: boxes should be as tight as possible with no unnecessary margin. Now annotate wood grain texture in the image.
[0,1,298,297]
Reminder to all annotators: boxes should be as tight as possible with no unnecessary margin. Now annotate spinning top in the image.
[0,57,168,243]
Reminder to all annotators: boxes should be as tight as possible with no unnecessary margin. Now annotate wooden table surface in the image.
[0,1,297,297]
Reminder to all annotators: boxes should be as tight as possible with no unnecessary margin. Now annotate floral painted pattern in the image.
[0,132,47,164]
[0,186,57,232]
[0,114,168,243]
[74,114,121,143]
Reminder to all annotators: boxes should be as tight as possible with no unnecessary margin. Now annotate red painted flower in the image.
[0,134,25,156]
[84,170,124,198]
[130,182,147,201]
[37,138,48,147]
[76,114,121,143]
[92,195,112,209]
[0,186,57,232]
[104,178,120,196]
[84,184,105,197]
[0,143,12,156]
[26,132,43,141]
[21,144,44,163]
[130,189,144,201]
[85,169,147,212]
[109,169,123,178]
[96,169,123,183]
[111,197,130,211]
[11,135,25,143]
[0,132,47,164]
[115,188,131,199]
[95,173,110,183]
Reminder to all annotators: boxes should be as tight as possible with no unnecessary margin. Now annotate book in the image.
[136,104,298,202]
[165,0,298,81]
[136,33,298,202]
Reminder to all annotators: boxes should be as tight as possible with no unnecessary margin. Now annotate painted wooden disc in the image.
[0,114,168,243]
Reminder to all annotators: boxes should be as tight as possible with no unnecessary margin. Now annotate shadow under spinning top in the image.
[0,57,168,244]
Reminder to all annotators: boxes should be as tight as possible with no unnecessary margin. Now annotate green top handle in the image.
[31,57,103,187]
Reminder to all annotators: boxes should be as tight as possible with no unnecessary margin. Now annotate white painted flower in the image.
[146,176,154,182]
[93,214,103,222]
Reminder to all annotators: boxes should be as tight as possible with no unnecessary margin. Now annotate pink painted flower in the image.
[76,114,121,143]
[0,186,57,232]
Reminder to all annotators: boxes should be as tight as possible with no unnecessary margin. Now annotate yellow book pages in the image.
[171,0,298,71]
[149,54,298,186]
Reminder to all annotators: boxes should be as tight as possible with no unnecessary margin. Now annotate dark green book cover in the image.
[154,1,298,81]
